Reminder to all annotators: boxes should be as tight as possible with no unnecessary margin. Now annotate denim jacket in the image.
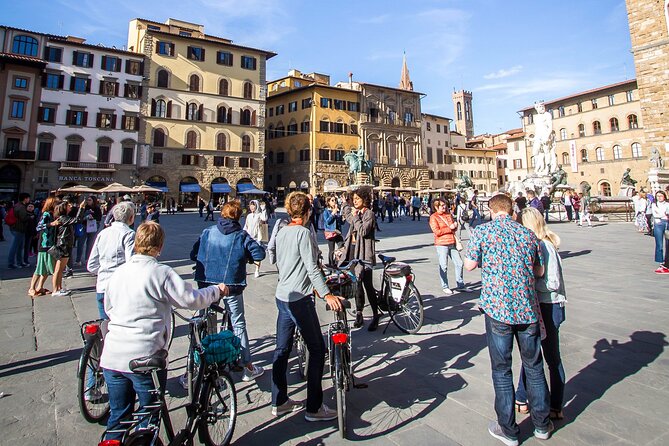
[194,218,266,286]
[322,208,342,232]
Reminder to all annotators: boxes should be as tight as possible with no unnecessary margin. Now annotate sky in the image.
[2,0,635,135]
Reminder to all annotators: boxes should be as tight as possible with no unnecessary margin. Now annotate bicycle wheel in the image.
[199,371,237,446]
[77,338,110,423]
[295,331,309,381]
[390,282,424,334]
[334,344,347,439]
[167,310,176,350]
[124,429,164,446]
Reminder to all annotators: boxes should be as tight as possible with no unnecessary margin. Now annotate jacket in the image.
[10,202,30,233]
[55,207,85,249]
[529,197,544,213]
[535,240,567,305]
[428,211,456,246]
[323,208,342,232]
[267,218,289,265]
[196,218,266,286]
[87,221,136,293]
[343,208,376,265]
[243,200,268,241]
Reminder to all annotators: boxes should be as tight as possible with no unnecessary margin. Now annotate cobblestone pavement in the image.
[0,211,668,445]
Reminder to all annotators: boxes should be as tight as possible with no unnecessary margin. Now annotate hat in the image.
[123,194,132,201]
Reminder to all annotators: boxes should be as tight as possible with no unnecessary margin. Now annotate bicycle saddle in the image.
[326,299,352,311]
[378,254,396,264]
[129,349,168,373]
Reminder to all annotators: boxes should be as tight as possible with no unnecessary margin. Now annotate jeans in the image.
[272,296,325,413]
[8,229,25,266]
[544,208,550,222]
[96,293,108,320]
[76,231,97,263]
[355,267,378,316]
[326,234,344,266]
[412,206,420,221]
[484,314,550,439]
[222,294,251,365]
[387,207,393,223]
[435,245,464,290]
[653,220,667,263]
[516,303,566,411]
[103,368,167,440]
[564,205,573,221]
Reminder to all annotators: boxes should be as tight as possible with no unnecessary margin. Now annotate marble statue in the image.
[621,168,637,187]
[531,101,557,176]
[458,173,473,191]
[650,147,665,170]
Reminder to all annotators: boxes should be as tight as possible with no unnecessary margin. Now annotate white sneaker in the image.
[52,290,70,297]
[242,364,264,382]
[254,270,261,278]
[305,403,338,422]
[443,288,454,296]
[271,398,304,416]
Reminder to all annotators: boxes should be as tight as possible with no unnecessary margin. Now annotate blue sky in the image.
[2,0,634,135]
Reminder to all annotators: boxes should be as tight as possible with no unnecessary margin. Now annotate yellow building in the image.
[265,70,360,196]
[127,18,275,206]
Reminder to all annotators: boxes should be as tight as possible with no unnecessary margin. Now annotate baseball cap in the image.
[123,194,132,200]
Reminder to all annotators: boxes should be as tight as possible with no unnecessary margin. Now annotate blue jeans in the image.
[222,294,251,365]
[97,293,108,320]
[271,296,325,413]
[653,220,667,263]
[103,368,167,440]
[435,245,464,289]
[484,314,550,439]
[8,229,25,266]
[516,303,566,411]
[76,231,98,263]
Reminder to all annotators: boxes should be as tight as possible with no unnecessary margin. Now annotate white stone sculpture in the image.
[531,101,557,176]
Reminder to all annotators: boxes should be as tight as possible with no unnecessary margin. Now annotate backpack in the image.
[4,207,17,226]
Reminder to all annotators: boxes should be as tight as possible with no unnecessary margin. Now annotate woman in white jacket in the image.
[243,199,268,277]
[100,222,229,441]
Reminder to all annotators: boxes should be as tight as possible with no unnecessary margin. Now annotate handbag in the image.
[86,219,98,233]
[324,229,341,240]
[258,222,269,243]
[47,244,67,260]
[454,235,464,251]
[333,245,347,266]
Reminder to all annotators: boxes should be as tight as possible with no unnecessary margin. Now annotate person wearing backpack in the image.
[7,193,32,268]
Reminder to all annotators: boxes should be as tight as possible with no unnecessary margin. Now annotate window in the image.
[320,97,331,108]
[219,79,229,96]
[591,98,598,109]
[187,46,205,61]
[242,135,251,151]
[595,147,604,161]
[241,56,257,70]
[217,106,228,123]
[612,145,622,160]
[347,102,360,112]
[37,141,52,161]
[147,25,161,31]
[300,121,310,133]
[513,159,523,169]
[581,149,588,162]
[436,149,443,165]
[71,77,90,93]
[426,123,431,131]
[628,114,638,129]
[97,145,110,163]
[302,98,312,109]
[350,124,358,134]
[426,148,433,163]
[73,51,93,68]
[44,47,62,62]
[122,115,138,130]
[593,121,602,135]
[287,123,298,135]
[186,131,197,149]
[562,152,570,164]
[45,73,63,89]
[157,41,174,56]
[179,31,191,37]
[102,56,121,72]
[436,124,441,133]
[157,70,169,88]
[610,117,619,132]
[14,77,28,89]
[578,124,585,137]
[240,109,252,125]
[66,144,81,161]
[153,128,166,147]
[217,51,233,66]
[97,112,115,129]
[12,35,38,56]
[10,100,25,119]
[601,182,611,197]
[319,148,330,161]
[100,80,118,96]
[527,113,533,124]
[39,105,56,123]
[626,90,634,102]
[181,155,198,165]
[558,106,565,117]
[239,157,249,168]
[299,149,310,161]
[457,102,462,120]
[334,99,345,110]
[577,102,583,113]
[154,99,167,118]
[275,105,284,115]
[153,152,163,164]
[124,83,141,99]
[125,60,142,75]
[560,128,567,140]
[243,82,253,99]
[68,110,86,126]
[608,94,615,106]
[631,142,642,158]
[213,156,226,167]
[216,133,227,150]
[288,101,297,112]
[186,103,200,121]
[388,110,396,124]
[121,146,134,165]
[189,75,200,92]
[277,151,285,164]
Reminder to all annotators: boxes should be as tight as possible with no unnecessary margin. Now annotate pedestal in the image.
[619,185,635,197]
[648,169,669,193]
[356,173,371,185]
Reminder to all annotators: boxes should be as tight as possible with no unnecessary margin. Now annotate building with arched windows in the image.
[127,18,275,205]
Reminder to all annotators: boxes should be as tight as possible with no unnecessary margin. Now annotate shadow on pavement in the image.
[0,348,81,378]
[559,250,592,259]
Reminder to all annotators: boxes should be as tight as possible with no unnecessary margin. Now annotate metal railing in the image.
[59,162,116,171]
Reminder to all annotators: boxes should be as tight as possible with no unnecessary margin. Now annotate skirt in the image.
[635,212,649,232]
[35,251,55,276]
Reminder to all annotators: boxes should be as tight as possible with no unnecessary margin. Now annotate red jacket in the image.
[429,212,456,246]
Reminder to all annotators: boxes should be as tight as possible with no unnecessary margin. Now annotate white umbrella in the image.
[237,188,268,195]
[133,184,163,193]
[99,182,135,193]
[55,185,98,193]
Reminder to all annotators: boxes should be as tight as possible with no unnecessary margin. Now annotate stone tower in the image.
[452,90,474,139]
[626,0,669,152]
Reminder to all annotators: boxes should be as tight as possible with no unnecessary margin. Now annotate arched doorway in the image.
[391,177,401,188]
[179,176,200,208]
[211,177,230,204]
[0,164,21,202]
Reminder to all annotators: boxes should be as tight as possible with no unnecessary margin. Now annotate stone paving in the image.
[0,211,668,445]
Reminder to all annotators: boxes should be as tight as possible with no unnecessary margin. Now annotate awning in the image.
[212,183,232,193]
[145,181,168,192]
[236,182,256,192]
[180,183,201,193]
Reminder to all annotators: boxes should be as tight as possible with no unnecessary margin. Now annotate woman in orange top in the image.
[429,198,467,295]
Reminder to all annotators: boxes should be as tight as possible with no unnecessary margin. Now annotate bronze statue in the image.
[621,168,637,187]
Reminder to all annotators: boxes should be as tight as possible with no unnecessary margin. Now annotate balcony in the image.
[59,162,116,172]
[2,150,35,161]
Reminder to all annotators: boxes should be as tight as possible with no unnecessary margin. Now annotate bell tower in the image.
[452,90,474,139]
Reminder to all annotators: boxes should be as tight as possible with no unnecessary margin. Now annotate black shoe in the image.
[353,311,364,328]
[367,316,379,332]
[63,269,74,278]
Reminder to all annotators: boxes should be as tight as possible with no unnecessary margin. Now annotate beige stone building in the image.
[519,80,646,196]
[127,18,275,206]
[505,128,528,185]
[421,113,455,188]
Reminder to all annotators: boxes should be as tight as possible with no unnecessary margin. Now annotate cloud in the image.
[483,65,523,80]
[475,75,585,101]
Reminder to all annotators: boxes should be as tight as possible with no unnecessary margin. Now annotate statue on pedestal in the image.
[531,101,558,177]
[649,147,665,170]
[621,168,637,187]
[548,165,567,195]
[457,173,473,191]
[343,146,374,185]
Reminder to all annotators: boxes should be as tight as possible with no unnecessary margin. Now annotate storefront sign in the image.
[58,175,115,182]
[569,141,578,173]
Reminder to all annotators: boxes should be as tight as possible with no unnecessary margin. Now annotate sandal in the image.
[515,401,529,414]
[38,288,51,295]
[28,289,37,297]
[549,409,564,420]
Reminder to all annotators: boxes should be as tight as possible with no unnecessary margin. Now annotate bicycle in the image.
[99,303,238,446]
[78,319,110,423]
[375,254,424,334]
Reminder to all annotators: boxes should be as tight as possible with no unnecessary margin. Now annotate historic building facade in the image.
[422,113,455,189]
[265,70,360,196]
[127,18,275,206]
[520,80,646,196]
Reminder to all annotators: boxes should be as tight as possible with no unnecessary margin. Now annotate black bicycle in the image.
[78,319,110,423]
[376,254,424,334]
[99,303,238,446]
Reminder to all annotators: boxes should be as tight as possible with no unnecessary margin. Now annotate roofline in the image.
[267,83,361,100]
[519,79,637,112]
[47,37,144,58]
[1,24,67,40]
[422,112,452,122]
[144,28,277,59]
[359,81,424,96]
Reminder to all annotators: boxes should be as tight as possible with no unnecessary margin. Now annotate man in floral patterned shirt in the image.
[464,193,552,446]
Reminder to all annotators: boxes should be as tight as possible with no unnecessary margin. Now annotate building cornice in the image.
[145,29,276,59]
[519,79,638,112]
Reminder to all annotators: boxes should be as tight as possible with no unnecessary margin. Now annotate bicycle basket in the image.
[326,270,360,301]
[198,330,241,366]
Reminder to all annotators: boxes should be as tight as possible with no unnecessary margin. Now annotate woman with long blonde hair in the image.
[515,207,567,420]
